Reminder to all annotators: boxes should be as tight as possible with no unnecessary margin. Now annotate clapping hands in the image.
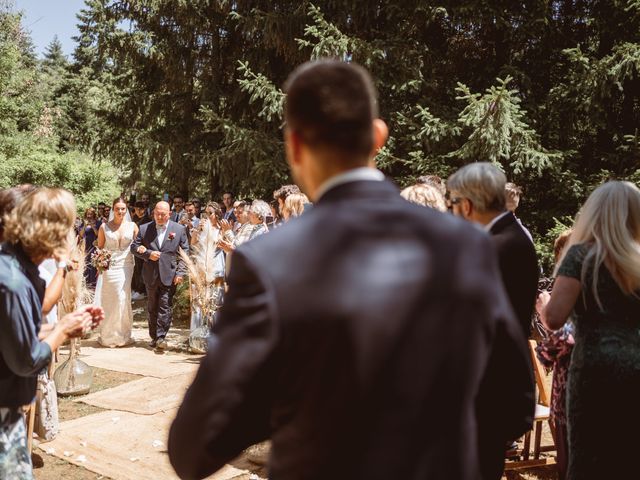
[60,305,105,338]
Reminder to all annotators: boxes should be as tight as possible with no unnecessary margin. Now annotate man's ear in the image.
[372,119,389,155]
[462,198,473,219]
[284,128,302,168]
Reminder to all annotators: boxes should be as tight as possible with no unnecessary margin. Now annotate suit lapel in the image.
[147,223,160,251]
[160,221,174,252]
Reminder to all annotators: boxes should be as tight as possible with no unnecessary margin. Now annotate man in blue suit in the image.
[131,201,189,349]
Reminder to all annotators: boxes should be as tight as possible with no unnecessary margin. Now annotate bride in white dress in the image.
[95,197,139,347]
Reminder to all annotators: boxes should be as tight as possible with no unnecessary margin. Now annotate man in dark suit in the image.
[447,163,539,338]
[168,60,534,480]
[447,162,539,479]
[131,201,189,349]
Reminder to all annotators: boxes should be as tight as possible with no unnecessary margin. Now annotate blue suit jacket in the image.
[131,220,189,287]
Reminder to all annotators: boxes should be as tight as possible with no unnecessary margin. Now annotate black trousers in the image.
[146,278,176,341]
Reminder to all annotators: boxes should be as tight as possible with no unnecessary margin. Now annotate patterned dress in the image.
[558,244,640,480]
[0,408,32,479]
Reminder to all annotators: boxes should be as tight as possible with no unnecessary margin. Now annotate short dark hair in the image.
[284,60,378,161]
[185,201,194,208]
[173,195,184,201]
[273,184,301,202]
[134,201,146,208]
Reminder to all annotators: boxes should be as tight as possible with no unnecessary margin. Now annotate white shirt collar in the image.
[315,167,385,201]
[484,210,510,232]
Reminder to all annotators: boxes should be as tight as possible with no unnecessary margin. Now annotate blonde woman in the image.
[537,181,640,480]
[0,188,103,479]
[282,193,310,221]
[400,184,447,212]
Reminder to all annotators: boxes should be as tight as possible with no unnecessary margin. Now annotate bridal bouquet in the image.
[91,248,112,274]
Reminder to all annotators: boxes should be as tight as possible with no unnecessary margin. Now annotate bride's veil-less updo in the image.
[109,197,132,223]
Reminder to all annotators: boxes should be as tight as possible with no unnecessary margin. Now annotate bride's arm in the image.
[97,223,106,249]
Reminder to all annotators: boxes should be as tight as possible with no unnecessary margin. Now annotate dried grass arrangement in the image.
[179,220,225,323]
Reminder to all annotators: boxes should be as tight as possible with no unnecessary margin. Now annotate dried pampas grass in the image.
[179,219,224,321]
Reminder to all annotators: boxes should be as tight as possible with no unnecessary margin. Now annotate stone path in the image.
[38,325,265,480]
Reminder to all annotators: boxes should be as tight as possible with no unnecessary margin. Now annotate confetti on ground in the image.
[129,457,140,462]
[111,417,120,423]
[45,447,55,455]
[63,450,73,457]
[80,441,87,447]
[151,439,163,448]
[76,455,87,463]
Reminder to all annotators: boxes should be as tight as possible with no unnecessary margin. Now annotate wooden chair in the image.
[23,402,36,454]
[504,340,557,470]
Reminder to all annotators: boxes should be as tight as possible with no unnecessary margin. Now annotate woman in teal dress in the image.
[537,181,640,480]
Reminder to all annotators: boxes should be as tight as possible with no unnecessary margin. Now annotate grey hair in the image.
[250,200,271,221]
[446,162,507,213]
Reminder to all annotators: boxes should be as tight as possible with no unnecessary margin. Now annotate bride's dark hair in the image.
[112,197,127,208]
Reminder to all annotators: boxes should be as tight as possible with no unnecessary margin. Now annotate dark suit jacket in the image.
[488,212,539,337]
[130,220,189,286]
[168,180,534,480]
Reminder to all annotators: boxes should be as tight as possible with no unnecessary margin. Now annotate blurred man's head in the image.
[134,201,146,218]
[173,195,184,212]
[446,162,507,225]
[222,193,234,209]
[505,182,523,213]
[185,201,196,219]
[283,60,388,201]
[154,201,171,226]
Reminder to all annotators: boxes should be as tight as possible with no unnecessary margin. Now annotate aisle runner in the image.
[76,374,195,415]
[77,344,201,378]
[38,409,252,480]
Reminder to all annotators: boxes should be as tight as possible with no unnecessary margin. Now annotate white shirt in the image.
[156,223,168,248]
[38,259,58,325]
[316,167,385,201]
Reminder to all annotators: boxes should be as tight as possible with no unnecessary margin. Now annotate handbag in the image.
[33,364,59,442]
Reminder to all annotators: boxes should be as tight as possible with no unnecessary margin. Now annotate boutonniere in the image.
[168,232,176,240]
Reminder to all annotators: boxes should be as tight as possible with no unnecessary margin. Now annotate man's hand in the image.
[219,219,232,232]
[149,251,161,261]
[137,245,147,254]
[173,276,184,286]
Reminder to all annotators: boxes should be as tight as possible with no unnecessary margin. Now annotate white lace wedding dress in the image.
[96,222,135,347]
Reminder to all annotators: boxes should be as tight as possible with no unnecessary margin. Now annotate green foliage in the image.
[2,0,631,245]
[451,77,560,175]
[534,216,574,275]
[0,7,121,213]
